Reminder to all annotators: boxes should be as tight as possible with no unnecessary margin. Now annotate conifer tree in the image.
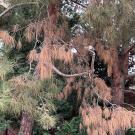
[0,0,135,135]
[83,0,135,104]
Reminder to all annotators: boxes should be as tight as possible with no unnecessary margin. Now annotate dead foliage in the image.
[94,77,112,101]
[95,43,114,77]
[0,30,15,46]
[80,105,135,135]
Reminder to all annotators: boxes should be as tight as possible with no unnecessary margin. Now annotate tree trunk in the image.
[111,48,124,105]
[18,112,33,135]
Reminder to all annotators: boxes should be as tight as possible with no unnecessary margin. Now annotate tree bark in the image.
[18,112,33,135]
[111,48,124,105]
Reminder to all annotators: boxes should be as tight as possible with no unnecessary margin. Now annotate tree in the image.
[82,0,135,104]
[0,0,135,135]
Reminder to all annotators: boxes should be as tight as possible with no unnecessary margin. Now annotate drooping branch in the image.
[0,2,37,18]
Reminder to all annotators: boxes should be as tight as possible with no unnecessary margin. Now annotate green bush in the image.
[126,128,135,135]
[0,117,10,131]
[56,117,80,135]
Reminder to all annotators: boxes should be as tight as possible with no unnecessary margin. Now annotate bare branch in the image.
[0,2,37,18]
[124,44,135,56]
[124,90,135,95]
[52,64,90,77]
[69,0,87,8]
[89,49,95,73]
[45,63,90,77]
[44,47,96,78]
[122,102,135,110]
[125,73,135,79]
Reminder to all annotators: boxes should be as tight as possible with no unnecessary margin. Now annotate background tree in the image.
[82,0,135,104]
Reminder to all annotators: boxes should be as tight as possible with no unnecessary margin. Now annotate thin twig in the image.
[123,102,135,110]
[95,92,118,108]
[28,62,33,75]
[89,49,95,73]
[69,0,87,8]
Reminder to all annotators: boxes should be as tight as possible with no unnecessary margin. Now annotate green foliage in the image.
[0,115,11,131]
[0,81,11,112]
[126,128,135,135]
[56,117,81,135]
[7,76,59,129]
[6,0,55,5]
[0,57,14,80]
[38,113,57,130]
[83,0,135,46]
[55,100,73,119]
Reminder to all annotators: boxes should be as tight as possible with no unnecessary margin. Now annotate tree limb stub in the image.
[0,2,37,18]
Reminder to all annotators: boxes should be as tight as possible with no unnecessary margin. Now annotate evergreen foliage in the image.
[83,0,135,46]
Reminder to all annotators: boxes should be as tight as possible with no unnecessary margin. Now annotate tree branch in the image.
[52,64,90,77]
[124,90,135,95]
[89,49,95,73]
[0,2,37,18]
[122,102,135,110]
[125,73,135,79]
[44,47,95,78]
[69,0,87,8]
[124,44,135,56]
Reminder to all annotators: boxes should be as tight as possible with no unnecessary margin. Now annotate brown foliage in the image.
[80,105,135,135]
[27,45,73,79]
[28,49,38,62]
[95,43,114,77]
[0,30,15,46]
[16,39,22,49]
[24,23,36,43]
[94,77,112,101]
[57,77,75,100]
[25,16,73,79]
